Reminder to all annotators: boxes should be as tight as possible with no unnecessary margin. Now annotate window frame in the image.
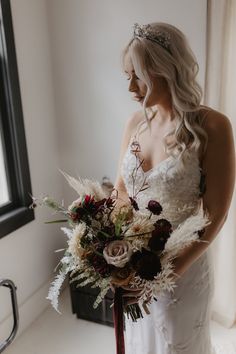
[0,0,34,239]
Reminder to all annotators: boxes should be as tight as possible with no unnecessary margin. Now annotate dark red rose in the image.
[129,197,139,211]
[146,200,162,215]
[130,248,162,280]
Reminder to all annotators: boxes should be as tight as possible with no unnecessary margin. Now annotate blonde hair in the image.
[122,22,208,163]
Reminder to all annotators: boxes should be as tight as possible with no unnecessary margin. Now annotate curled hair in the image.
[121,22,208,164]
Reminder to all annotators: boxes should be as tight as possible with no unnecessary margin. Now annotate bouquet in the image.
[30,151,211,354]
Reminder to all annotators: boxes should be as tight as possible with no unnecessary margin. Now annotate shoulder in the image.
[117,110,144,158]
[123,110,145,141]
[199,105,235,167]
[197,105,234,165]
[199,105,233,136]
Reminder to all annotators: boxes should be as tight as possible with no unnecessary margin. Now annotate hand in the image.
[121,284,145,309]
[110,283,142,309]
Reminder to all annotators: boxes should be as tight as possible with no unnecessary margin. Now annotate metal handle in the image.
[0,279,19,353]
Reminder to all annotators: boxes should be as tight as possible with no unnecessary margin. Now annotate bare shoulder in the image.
[199,105,235,169]
[124,109,144,138]
[199,105,233,136]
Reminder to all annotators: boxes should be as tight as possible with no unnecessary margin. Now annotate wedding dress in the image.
[120,119,220,354]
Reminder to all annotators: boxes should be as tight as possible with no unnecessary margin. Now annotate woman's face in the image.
[123,52,171,108]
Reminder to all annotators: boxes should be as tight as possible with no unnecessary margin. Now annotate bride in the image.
[112,22,235,354]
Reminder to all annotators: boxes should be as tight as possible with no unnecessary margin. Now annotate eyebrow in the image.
[124,70,135,74]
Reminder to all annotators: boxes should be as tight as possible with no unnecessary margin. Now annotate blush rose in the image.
[103,240,133,268]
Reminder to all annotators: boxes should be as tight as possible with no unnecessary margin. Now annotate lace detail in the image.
[121,140,202,229]
[121,123,228,354]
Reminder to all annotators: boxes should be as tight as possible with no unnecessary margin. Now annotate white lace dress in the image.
[120,122,219,354]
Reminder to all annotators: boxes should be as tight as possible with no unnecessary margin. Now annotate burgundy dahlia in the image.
[148,218,173,251]
[154,218,172,233]
[148,228,170,251]
[147,200,162,215]
[130,248,162,280]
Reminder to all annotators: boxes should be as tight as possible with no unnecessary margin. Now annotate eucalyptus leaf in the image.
[44,219,68,224]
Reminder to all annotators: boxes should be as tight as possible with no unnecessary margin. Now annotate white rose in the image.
[103,240,133,268]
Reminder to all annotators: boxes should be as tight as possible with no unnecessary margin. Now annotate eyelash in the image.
[126,76,139,81]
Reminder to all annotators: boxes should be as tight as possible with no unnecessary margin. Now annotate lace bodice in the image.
[123,117,228,354]
[121,121,204,230]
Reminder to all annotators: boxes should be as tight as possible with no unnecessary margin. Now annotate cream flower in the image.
[68,222,86,258]
[125,214,155,237]
[103,240,133,268]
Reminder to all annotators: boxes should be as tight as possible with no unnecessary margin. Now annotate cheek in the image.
[138,82,147,95]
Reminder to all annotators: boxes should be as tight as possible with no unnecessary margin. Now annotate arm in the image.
[172,110,236,278]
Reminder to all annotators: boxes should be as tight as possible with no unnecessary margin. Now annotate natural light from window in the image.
[0,128,9,206]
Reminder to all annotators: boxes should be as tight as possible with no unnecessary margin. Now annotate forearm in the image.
[171,212,227,277]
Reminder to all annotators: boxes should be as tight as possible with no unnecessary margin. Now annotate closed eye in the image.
[126,75,140,81]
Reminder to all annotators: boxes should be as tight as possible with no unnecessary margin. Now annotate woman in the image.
[113,22,235,354]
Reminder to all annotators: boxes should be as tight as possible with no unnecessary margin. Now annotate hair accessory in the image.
[133,23,171,52]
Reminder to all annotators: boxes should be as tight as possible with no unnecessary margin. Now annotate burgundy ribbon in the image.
[113,287,125,354]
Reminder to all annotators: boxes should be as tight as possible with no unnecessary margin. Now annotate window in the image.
[0,0,34,238]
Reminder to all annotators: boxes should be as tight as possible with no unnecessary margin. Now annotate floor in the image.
[3,285,236,354]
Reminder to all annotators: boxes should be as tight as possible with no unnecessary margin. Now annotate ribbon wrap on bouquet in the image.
[113,287,125,354]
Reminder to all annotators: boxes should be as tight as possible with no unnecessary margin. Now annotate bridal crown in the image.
[133,23,171,52]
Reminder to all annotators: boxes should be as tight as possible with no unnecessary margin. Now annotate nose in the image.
[128,77,138,93]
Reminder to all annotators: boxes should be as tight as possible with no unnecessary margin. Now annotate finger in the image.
[124,298,139,308]
[122,290,143,297]
[122,291,142,297]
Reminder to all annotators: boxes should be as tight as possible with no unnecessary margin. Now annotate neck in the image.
[152,104,175,125]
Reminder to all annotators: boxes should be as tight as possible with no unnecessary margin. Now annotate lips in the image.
[133,96,144,101]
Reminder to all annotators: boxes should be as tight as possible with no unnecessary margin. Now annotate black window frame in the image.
[0,0,34,239]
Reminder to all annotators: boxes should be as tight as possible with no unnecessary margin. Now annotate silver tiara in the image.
[133,23,171,52]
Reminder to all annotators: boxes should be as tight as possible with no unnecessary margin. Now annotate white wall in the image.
[47,0,207,204]
[0,0,66,340]
[0,0,207,345]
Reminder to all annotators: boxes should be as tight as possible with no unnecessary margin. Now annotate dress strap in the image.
[131,119,147,144]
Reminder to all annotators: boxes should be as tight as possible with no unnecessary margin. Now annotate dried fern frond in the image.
[58,169,106,200]
[164,204,211,260]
